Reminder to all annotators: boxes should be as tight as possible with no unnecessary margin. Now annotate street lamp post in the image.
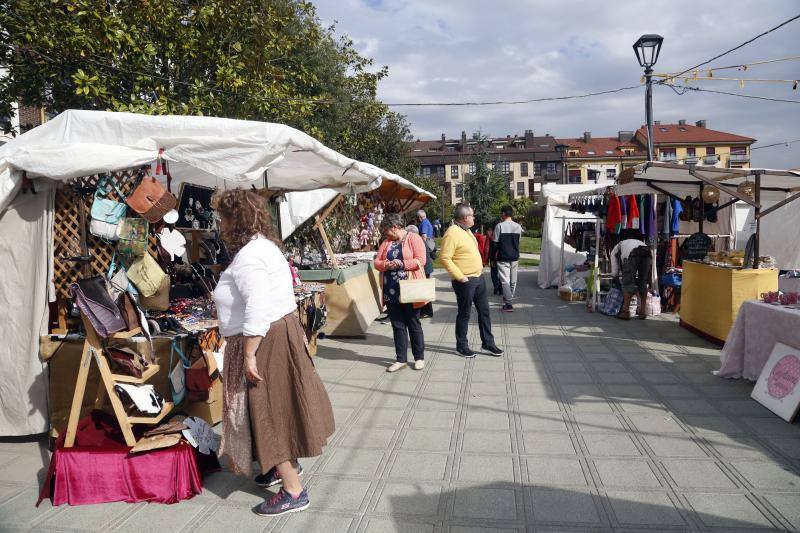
[555,143,568,184]
[633,34,664,161]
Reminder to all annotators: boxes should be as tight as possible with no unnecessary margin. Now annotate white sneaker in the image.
[413,360,425,370]
[387,362,407,373]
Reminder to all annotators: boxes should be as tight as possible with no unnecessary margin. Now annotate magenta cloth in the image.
[38,412,203,506]
[718,300,800,381]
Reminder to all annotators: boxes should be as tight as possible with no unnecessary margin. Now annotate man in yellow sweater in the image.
[440,204,503,358]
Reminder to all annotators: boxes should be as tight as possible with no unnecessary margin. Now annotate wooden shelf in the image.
[111,364,161,384]
[128,402,174,425]
[109,327,142,339]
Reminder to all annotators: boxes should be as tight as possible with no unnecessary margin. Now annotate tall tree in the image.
[0,0,417,176]
[464,136,510,231]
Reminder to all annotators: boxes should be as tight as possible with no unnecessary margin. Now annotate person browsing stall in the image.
[439,204,503,358]
[493,205,523,312]
[211,189,334,517]
[373,214,428,372]
[610,228,652,320]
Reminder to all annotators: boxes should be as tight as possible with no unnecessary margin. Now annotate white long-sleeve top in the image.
[212,235,296,337]
[610,239,648,276]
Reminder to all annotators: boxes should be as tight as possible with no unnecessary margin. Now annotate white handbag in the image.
[399,260,436,303]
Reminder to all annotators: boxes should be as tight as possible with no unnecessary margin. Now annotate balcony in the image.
[684,156,699,165]
[729,153,749,162]
[703,155,719,165]
[542,172,560,181]
[658,154,677,162]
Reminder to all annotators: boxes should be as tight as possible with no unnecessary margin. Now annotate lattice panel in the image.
[53,169,158,299]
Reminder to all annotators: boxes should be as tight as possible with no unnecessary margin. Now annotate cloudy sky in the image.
[314,0,800,169]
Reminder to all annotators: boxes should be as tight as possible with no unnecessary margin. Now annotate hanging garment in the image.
[638,195,647,236]
[671,198,683,235]
[619,195,628,230]
[606,192,622,234]
[662,197,672,236]
[646,195,657,242]
[627,195,640,230]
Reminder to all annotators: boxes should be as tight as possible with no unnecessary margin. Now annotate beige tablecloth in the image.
[718,300,800,380]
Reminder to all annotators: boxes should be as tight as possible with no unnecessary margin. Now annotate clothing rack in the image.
[556,216,603,310]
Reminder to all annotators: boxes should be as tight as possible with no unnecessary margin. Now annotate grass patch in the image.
[520,236,541,254]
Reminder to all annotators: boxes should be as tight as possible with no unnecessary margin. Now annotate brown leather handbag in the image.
[127,176,177,223]
[105,345,148,378]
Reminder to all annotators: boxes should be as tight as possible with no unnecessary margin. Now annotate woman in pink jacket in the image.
[373,213,428,372]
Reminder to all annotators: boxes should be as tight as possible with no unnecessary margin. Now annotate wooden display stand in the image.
[63,318,173,448]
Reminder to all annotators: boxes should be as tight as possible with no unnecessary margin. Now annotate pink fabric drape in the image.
[38,412,203,506]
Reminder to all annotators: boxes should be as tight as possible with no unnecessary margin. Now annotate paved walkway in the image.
[1,269,799,532]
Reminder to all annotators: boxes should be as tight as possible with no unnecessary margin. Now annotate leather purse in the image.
[127,175,177,223]
[127,252,168,298]
[398,260,436,304]
[90,179,127,241]
[117,291,141,331]
[105,345,147,378]
[139,274,170,311]
[116,217,149,257]
[70,277,127,338]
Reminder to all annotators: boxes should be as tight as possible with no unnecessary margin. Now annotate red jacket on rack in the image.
[627,195,640,231]
[606,192,622,234]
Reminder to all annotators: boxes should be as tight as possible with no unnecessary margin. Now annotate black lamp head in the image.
[633,34,664,69]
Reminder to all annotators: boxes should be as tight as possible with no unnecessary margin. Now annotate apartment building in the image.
[557,131,648,185]
[635,120,755,168]
[410,130,567,204]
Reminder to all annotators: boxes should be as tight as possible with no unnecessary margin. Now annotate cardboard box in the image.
[182,379,223,425]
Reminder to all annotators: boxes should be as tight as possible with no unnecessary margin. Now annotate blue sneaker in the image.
[253,488,310,516]
[254,463,304,488]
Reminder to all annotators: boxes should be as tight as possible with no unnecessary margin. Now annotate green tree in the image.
[0,0,418,177]
[463,137,510,231]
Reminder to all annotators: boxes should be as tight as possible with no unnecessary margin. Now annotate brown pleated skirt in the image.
[225,312,334,475]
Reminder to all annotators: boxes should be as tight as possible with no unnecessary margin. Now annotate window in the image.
[413,149,422,152]
[446,146,456,151]
[534,163,541,175]
[686,147,696,156]
[517,182,525,196]
[568,169,582,184]
[450,165,459,178]
[659,148,677,161]
[494,144,504,150]
[415,167,422,177]
[520,162,529,177]
[539,144,549,148]
[659,127,668,132]
[546,162,556,172]
[605,150,614,155]
[497,161,510,175]
[569,151,579,157]
[428,148,438,152]
[705,147,716,155]
[586,151,596,155]
[606,168,617,179]
[468,162,476,174]
[423,166,431,177]
[455,183,464,198]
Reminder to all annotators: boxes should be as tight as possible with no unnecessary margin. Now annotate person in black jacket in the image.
[493,205,523,312]
[487,222,501,295]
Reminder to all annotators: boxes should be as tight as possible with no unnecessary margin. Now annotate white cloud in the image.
[313,0,800,168]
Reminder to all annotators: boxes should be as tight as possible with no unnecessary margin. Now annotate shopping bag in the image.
[645,290,662,316]
[127,252,168,298]
[89,177,127,240]
[399,259,436,303]
[598,287,624,316]
[169,340,190,405]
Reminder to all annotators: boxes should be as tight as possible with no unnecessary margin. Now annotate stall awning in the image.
[0,110,406,213]
[614,162,800,202]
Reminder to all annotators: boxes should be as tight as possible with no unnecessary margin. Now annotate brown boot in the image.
[617,293,633,320]
[637,291,648,319]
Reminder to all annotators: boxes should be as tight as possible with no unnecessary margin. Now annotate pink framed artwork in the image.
[751,342,800,422]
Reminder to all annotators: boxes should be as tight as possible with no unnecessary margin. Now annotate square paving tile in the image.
[704,436,774,460]
[730,461,800,489]
[417,394,459,411]
[453,486,517,520]
[340,427,396,449]
[625,414,686,434]
[410,410,457,430]
[323,449,385,476]
[652,385,699,398]
[667,399,720,415]
[115,503,206,532]
[465,410,510,430]
[567,399,615,413]
[309,478,372,512]
[389,452,449,481]
[462,431,513,454]
[362,518,435,533]
[605,490,685,527]
[512,371,549,383]
[514,382,556,397]
[518,412,568,432]
[593,459,662,488]
[469,381,508,396]
[466,395,510,411]
[560,384,604,399]
[194,503,277,533]
[457,454,515,482]
[353,408,406,427]
[640,372,681,384]
[281,511,355,532]
[521,432,576,455]
[552,372,595,384]
[765,436,800,460]
[529,486,602,524]
[763,493,800,531]
[402,429,454,452]
[517,396,561,413]
[642,435,708,458]
[526,457,587,486]
[471,370,507,383]
[41,501,132,532]
[374,482,442,516]
[582,434,641,457]
[573,413,626,433]
[423,381,462,396]
[684,492,773,529]
[661,459,737,489]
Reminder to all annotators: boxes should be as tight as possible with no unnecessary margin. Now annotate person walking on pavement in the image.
[416,209,434,240]
[374,214,428,372]
[439,204,504,358]
[416,209,436,319]
[493,205,523,312]
[486,223,502,295]
[407,225,435,319]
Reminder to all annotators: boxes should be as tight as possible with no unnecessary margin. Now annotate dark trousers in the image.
[452,276,496,351]
[622,247,653,294]
[490,264,501,293]
[386,302,424,362]
[420,270,434,316]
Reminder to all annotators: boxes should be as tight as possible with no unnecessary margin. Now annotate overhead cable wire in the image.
[661,84,800,104]
[655,55,800,78]
[659,13,800,84]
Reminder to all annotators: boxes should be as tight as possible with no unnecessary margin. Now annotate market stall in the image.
[0,109,419,504]
[613,162,799,342]
[282,176,435,337]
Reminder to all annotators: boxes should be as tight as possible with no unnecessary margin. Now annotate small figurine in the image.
[359,226,371,248]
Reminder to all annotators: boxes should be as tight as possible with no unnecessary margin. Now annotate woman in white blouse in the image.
[211,189,334,517]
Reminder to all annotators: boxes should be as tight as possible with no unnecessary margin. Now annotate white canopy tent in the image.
[615,162,800,269]
[538,184,603,289]
[0,110,426,436]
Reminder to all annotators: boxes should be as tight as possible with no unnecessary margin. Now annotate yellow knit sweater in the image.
[440,225,484,280]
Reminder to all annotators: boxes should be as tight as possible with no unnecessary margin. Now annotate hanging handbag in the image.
[399,259,436,304]
[127,252,168,298]
[90,178,127,240]
[139,274,171,311]
[127,175,177,223]
[105,345,148,378]
[169,339,190,405]
[116,217,149,257]
[70,277,127,338]
[307,302,327,332]
[114,383,164,415]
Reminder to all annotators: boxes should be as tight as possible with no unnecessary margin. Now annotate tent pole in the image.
[698,183,705,234]
[559,217,566,287]
[753,172,762,269]
[757,190,800,219]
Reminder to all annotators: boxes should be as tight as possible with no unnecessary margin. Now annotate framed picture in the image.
[750,342,800,422]
[176,183,216,230]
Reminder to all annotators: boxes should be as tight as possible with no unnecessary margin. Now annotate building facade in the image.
[557,131,648,185]
[635,120,755,169]
[410,130,567,204]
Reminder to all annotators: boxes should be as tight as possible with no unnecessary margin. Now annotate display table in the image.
[778,276,800,293]
[679,261,778,345]
[718,301,800,380]
[299,262,382,337]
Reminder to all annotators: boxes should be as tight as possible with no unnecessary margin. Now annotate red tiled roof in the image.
[556,137,648,158]
[636,124,755,144]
